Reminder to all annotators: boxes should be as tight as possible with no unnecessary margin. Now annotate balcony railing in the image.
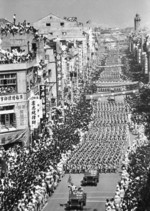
[0,58,37,71]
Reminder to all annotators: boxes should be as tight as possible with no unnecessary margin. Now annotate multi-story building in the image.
[33,13,97,106]
[0,62,34,146]
[0,30,44,146]
[33,13,84,40]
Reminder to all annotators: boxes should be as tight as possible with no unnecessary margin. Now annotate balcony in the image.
[0,59,37,71]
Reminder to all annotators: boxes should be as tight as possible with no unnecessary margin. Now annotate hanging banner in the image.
[40,85,46,119]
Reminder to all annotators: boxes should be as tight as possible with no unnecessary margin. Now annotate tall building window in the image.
[46,23,51,26]
[45,55,49,61]
[0,73,17,95]
[62,32,67,36]
[60,22,65,26]
[0,106,16,132]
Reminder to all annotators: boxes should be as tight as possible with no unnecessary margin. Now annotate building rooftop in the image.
[0,18,12,26]
[0,59,37,71]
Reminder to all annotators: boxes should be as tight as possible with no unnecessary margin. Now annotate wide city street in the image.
[43,173,120,211]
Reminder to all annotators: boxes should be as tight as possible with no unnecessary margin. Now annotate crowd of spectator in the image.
[0,90,93,211]
[0,118,74,211]
[0,20,37,36]
[0,48,36,64]
[0,86,16,95]
[105,118,149,211]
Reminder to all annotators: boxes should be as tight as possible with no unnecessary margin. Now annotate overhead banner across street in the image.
[95,81,139,87]
[86,89,139,99]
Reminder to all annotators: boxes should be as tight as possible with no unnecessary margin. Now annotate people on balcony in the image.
[0,86,16,95]
[0,48,35,64]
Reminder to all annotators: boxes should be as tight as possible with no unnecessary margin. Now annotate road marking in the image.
[42,198,107,210]
[54,191,115,194]
[87,200,106,202]
[50,196,109,200]
[42,202,48,211]
[88,196,110,198]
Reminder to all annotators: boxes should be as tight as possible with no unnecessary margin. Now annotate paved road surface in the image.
[43,173,120,211]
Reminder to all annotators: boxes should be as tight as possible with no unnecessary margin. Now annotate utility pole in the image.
[77,64,79,90]
[71,79,74,104]
[61,73,65,122]
[48,83,53,123]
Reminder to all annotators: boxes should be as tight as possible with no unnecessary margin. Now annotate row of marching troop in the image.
[93,101,130,126]
[65,99,130,174]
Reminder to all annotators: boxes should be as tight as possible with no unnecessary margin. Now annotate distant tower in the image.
[134,14,141,32]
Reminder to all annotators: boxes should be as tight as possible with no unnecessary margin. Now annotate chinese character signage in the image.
[45,85,50,116]
[29,99,36,130]
[40,85,46,119]
[36,99,43,123]
[20,110,25,126]
[0,94,25,104]
[29,98,42,130]
[15,102,28,129]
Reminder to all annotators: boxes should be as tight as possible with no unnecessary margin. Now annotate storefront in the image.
[0,128,29,146]
[0,93,29,146]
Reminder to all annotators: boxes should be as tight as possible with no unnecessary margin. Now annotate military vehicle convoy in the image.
[81,169,99,186]
[65,188,87,210]
[65,170,99,209]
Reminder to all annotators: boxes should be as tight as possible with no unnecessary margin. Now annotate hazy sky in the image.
[0,0,150,28]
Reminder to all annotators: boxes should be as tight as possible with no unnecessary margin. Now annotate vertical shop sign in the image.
[56,54,62,101]
[46,85,50,116]
[20,110,25,126]
[40,85,46,119]
[36,99,43,123]
[29,98,42,130]
[29,99,37,130]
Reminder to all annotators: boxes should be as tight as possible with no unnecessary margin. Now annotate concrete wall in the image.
[45,48,57,99]
[33,14,84,39]
[0,59,37,71]
[17,71,27,93]
[1,33,35,53]
[15,101,28,129]
[34,14,78,32]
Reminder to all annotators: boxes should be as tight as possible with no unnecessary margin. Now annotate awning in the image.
[0,128,29,146]
[0,110,14,114]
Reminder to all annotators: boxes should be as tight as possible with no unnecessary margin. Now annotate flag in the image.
[86,20,91,24]
[67,174,73,185]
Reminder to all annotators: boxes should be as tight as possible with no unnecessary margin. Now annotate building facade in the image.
[0,63,32,146]
[0,30,44,146]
